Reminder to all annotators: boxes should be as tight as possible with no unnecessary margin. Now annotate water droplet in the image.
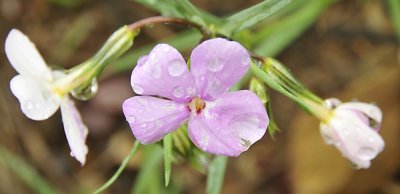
[127,115,136,123]
[137,97,148,107]
[173,86,184,98]
[207,57,223,72]
[162,46,170,53]
[357,147,376,160]
[25,100,34,110]
[155,120,164,128]
[149,53,157,61]
[132,83,144,94]
[186,87,196,96]
[241,55,250,65]
[141,123,147,128]
[151,65,162,79]
[240,138,252,147]
[168,60,186,77]
[71,78,98,101]
[137,55,148,66]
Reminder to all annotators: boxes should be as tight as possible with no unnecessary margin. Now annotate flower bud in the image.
[320,98,384,169]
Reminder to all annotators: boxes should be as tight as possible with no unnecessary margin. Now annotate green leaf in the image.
[163,134,173,187]
[93,141,141,194]
[131,145,163,194]
[266,100,280,138]
[388,0,400,40]
[0,146,59,194]
[253,0,336,57]
[133,0,221,27]
[221,0,293,36]
[206,156,228,194]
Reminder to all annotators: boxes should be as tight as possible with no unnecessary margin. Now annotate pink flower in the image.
[320,98,384,168]
[123,38,269,156]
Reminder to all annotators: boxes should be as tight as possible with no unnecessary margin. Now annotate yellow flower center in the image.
[188,97,205,115]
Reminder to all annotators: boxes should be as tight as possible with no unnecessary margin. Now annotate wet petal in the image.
[188,90,268,156]
[10,75,60,120]
[122,96,190,144]
[131,44,196,103]
[60,97,89,165]
[5,29,52,81]
[320,109,384,169]
[338,102,382,128]
[190,38,250,100]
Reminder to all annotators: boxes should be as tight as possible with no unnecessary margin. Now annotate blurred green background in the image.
[0,0,399,194]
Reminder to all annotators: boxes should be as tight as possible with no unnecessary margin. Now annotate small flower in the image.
[320,98,384,169]
[123,38,269,156]
[5,29,88,165]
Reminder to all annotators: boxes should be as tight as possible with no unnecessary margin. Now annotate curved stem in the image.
[127,16,211,37]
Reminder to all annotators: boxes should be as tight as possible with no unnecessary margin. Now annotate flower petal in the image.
[338,102,382,124]
[321,109,384,169]
[190,38,250,100]
[5,29,52,81]
[10,75,60,120]
[61,96,88,166]
[188,90,268,156]
[130,44,196,103]
[122,96,190,144]
[60,97,89,165]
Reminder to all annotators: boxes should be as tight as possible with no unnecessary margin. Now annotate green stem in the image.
[92,141,141,194]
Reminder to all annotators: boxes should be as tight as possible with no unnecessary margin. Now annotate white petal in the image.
[5,29,52,81]
[60,97,88,165]
[10,75,60,120]
[338,102,382,123]
[325,110,384,169]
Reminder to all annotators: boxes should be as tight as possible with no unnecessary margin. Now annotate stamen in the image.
[188,97,206,115]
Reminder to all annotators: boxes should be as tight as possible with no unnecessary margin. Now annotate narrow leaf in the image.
[131,145,163,194]
[92,141,141,194]
[163,134,173,186]
[206,156,228,194]
[0,146,59,194]
[388,0,400,40]
[222,0,292,35]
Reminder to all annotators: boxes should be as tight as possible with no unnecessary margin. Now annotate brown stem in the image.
[127,16,210,37]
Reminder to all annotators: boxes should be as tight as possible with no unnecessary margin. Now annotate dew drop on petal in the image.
[168,60,186,77]
[240,138,252,147]
[25,100,34,110]
[127,115,136,123]
[151,65,162,79]
[186,87,196,96]
[207,57,223,72]
[241,55,250,66]
[173,86,184,98]
[149,53,157,61]
[357,147,376,160]
[155,120,164,128]
[132,84,144,94]
[162,46,170,53]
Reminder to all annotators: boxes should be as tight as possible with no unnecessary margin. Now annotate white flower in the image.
[320,98,384,169]
[5,29,88,165]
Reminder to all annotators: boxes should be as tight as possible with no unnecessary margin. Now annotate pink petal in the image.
[131,44,196,103]
[122,96,190,144]
[188,90,268,156]
[190,38,250,100]
[60,97,88,165]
